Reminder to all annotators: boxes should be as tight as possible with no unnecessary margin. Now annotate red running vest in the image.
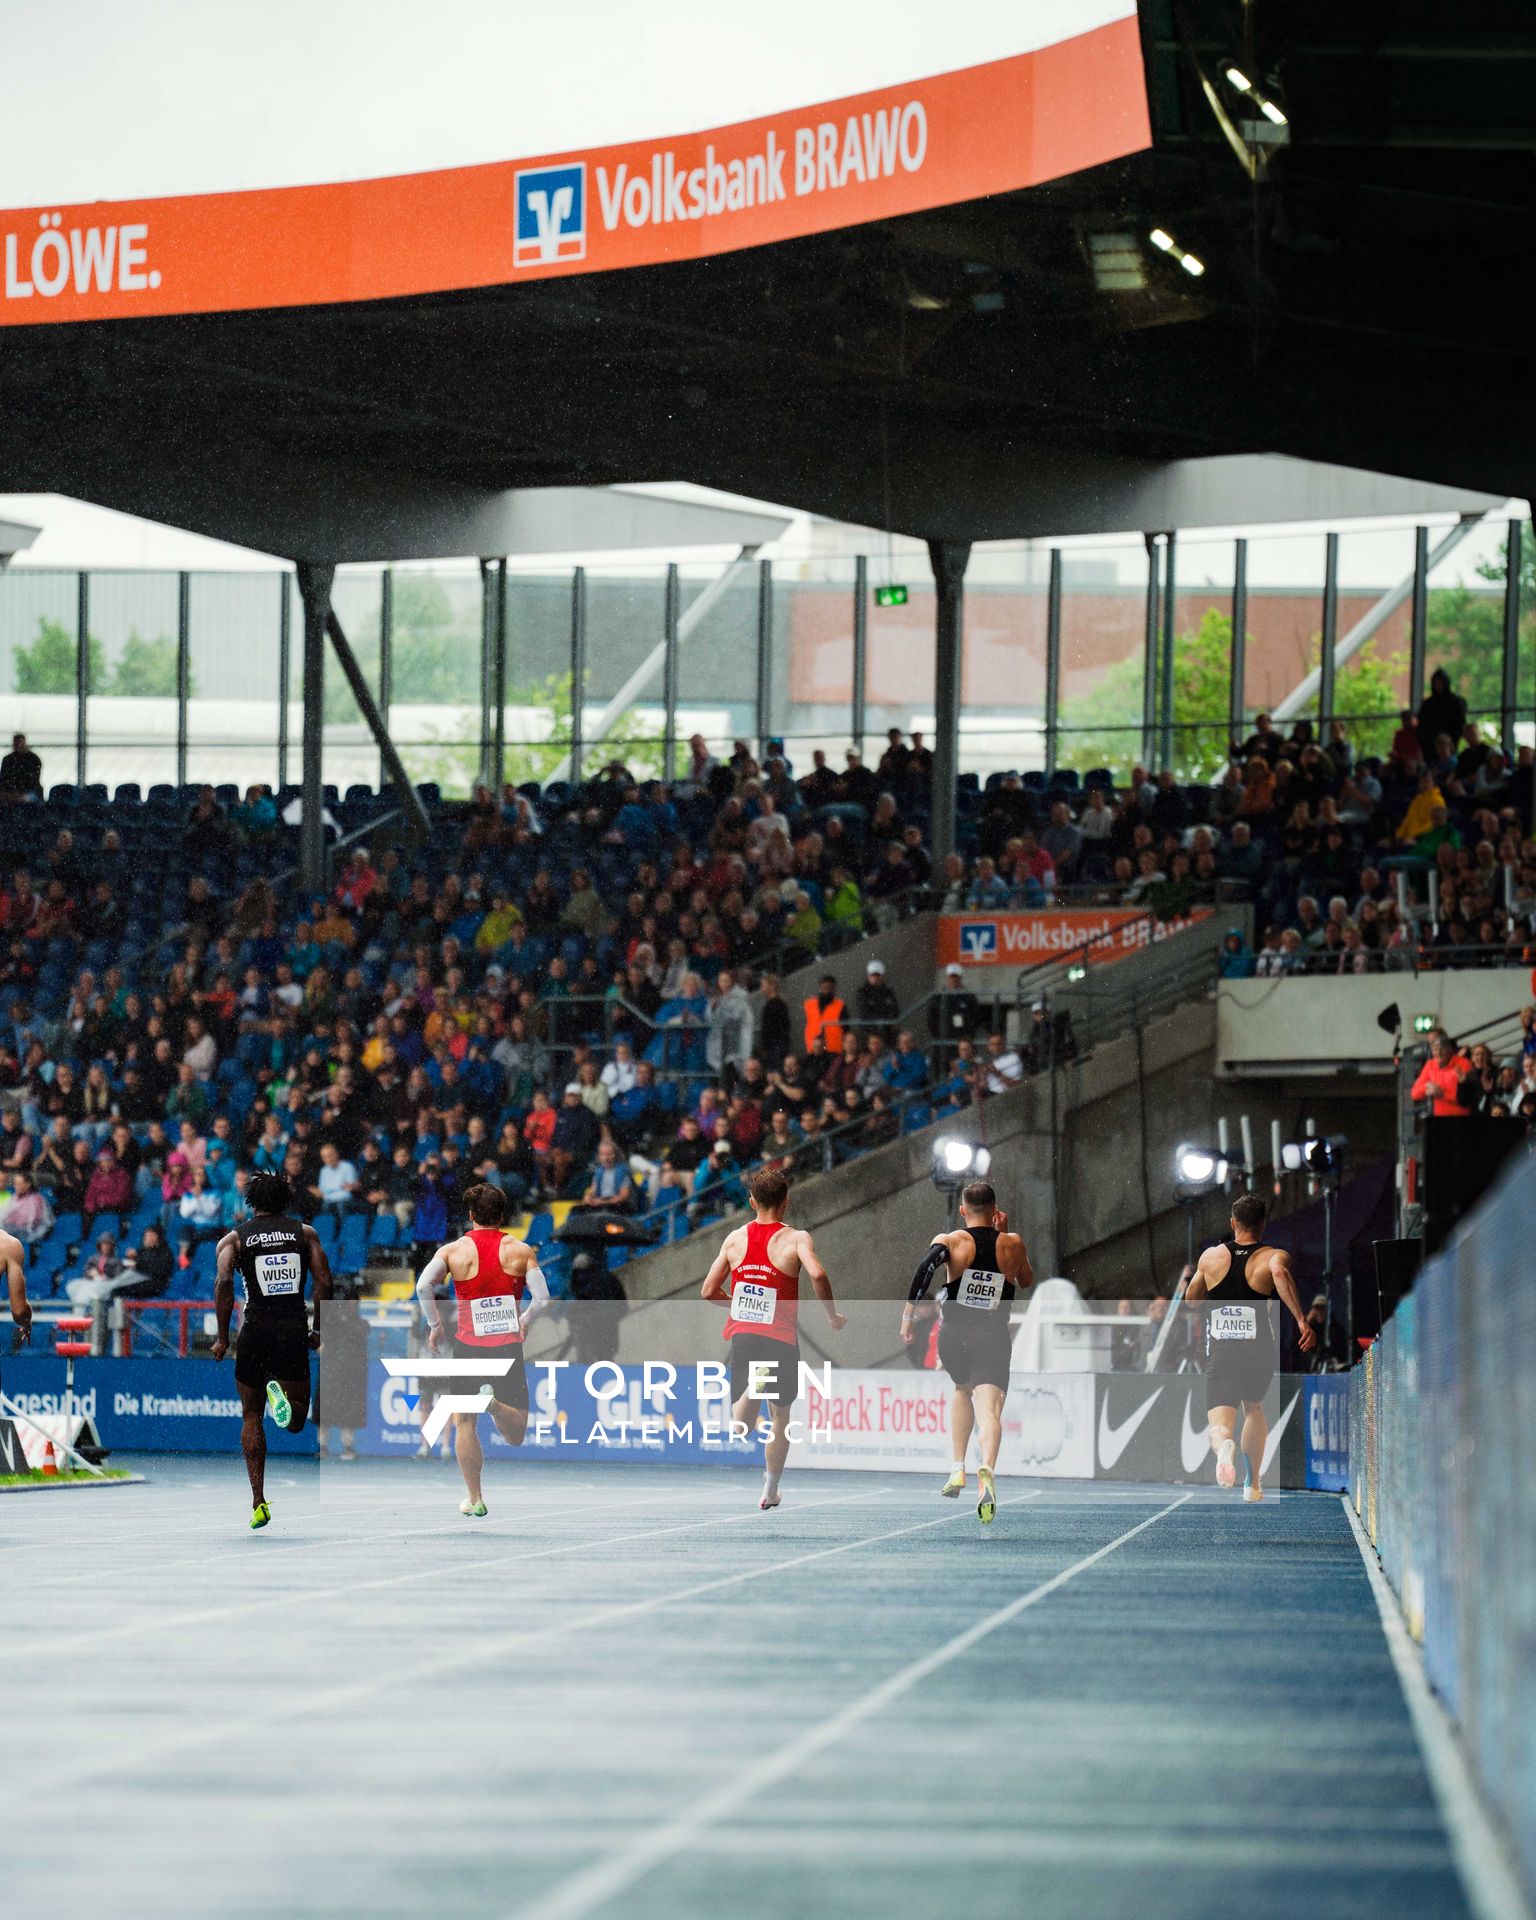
[453,1227,527,1347]
[722,1218,800,1346]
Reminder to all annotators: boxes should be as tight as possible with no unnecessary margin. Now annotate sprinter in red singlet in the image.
[701,1167,845,1510]
[414,1182,548,1517]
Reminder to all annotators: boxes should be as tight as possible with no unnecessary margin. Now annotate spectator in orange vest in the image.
[1410,1029,1472,1116]
[802,973,845,1055]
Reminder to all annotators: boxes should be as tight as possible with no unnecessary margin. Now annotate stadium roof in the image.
[0,1,1530,557]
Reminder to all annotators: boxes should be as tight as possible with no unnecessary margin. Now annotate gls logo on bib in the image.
[514,163,587,267]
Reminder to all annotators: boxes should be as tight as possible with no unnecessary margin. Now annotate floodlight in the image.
[1222,63,1289,126]
[930,1138,991,1194]
[1174,1143,1228,1197]
[1282,1137,1347,1178]
[1179,253,1206,277]
[1149,228,1176,253]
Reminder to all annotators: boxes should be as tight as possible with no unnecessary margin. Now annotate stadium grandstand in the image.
[2,5,1534,1920]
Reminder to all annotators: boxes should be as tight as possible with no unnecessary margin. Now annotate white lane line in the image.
[72,1493,1016,1784]
[9,1488,752,1585]
[26,1487,883,1662]
[513,1492,1191,1920]
[1342,1495,1534,1920]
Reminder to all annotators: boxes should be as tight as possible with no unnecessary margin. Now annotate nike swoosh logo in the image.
[1097,1389,1163,1470]
[1181,1393,1210,1474]
[1260,1389,1300,1479]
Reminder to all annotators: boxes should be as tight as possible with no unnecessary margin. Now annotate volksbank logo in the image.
[958,921,997,962]
[514,163,586,267]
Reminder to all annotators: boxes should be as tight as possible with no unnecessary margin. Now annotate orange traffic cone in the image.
[40,1439,60,1478]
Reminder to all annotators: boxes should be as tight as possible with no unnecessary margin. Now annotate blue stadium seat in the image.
[367,1214,399,1250]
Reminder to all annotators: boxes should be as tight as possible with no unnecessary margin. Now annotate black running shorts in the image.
[729,1333,801,1409]
[937,1309,1013,1391]
[1204,1346,1276,1414]
[451,1340,529,1413]
[235,1317,312,1392]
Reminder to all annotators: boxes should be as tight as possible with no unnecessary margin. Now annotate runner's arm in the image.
[1269,1249,1316,1351]
[1002,1232,1034,1292]
[415,1248,449,1350]
[211,1230,239,1358]
[700,1240,734,1302]
[2,1232,30,1345]
[303,1224,333,1348]
[520,1258,550,1335]
[901,1237,951,1343]
[798,1230,846,1331]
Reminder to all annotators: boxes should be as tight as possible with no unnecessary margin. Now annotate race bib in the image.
[1210,1304,1257,1341]
[954,1268,1003,1311]
[469,1293,521,1338]
[255,1252,301,1298]
[730,1279,777,1326]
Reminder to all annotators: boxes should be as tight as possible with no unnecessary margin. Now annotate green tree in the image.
[12,616,105,694]
[1064,607,1406,780]
[1418,521,1535,722]
[109,629,190,698]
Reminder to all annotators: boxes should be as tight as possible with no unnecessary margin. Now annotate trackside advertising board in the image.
[0,17,1149,326]
[1,1357,1308,1486]
[938,908,1211,969]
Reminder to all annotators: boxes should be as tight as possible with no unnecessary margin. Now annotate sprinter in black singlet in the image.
[212,1172,333,1529]
[1185,1192,1313,1502]
[901,1179,1032,1525]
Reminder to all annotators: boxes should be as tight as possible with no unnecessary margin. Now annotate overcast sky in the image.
[0,0,1129,205]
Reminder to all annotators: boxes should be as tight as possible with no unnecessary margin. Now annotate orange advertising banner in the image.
[0,19,1148,327]
[937,908,1212,969]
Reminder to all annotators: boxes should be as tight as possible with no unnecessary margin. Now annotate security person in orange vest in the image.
[802,974,846,1055]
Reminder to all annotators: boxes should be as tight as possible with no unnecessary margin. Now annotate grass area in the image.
[0,1467,135,1490]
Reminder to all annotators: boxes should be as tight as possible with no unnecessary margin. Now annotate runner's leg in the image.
[1239,1398,1268,1494]
[972,1384,1005,1469]
[760,1405,793,1508]
[238,1381,267,1506]
[455,1408,484,1504]
[275,1377,309,1434]
[950,1385,975,1477]
[488,1402,527,1447]
[1208,1400,1239,1487]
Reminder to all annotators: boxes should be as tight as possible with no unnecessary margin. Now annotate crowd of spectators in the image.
[1,683,1532,1299]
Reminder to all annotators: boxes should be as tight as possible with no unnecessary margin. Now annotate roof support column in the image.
[927,537,970,868]
[569,565,587,785]
[378,567,394,794]
[175,572,191,788]
[295,562,334,894]
[663,562,680,780]
[1409,526,1429,714]
[1229,538,1247,744]
[1501,517,1523,761]
[75,571,89,786]
[1319,531,1339,731]
[325,604,430,850]
[1044,548,1062,780]
[1141,535,1161,771]
[277,575,291,792]
[756,557,774,751]
[852,556,868,758]
[491,558,508,792]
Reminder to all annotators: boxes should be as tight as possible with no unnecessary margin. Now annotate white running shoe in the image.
[1243,1482,1264,1503]
[1215,1438,1238,1489]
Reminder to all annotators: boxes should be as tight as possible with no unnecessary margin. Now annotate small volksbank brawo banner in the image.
[1,18,1149,326]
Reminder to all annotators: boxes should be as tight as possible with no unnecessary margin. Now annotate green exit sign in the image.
[874,584,908,607]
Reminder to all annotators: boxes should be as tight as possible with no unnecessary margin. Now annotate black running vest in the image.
[938,1225,1014,1312]
[235,1214,311,1323]
[1204,1240,1276,1352]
